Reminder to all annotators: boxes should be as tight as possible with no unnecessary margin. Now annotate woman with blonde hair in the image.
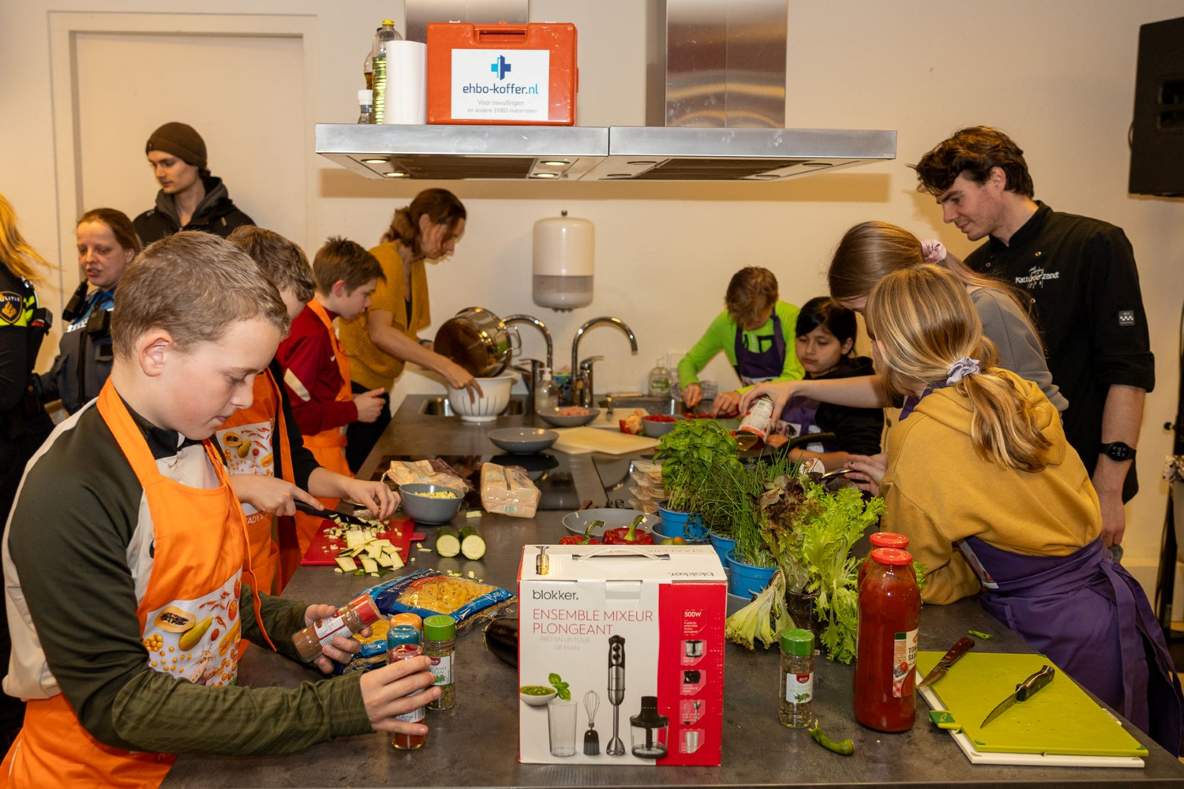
[337,188,480,470]
[0,193,55,751]
[867,264,1181,754]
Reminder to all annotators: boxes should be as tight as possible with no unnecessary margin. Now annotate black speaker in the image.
[1129,16,1184,196]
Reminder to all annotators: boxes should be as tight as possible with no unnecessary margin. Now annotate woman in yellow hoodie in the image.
[865,265,1181,755]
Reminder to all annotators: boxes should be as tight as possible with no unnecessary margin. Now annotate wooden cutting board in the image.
[552,426,658,456]
[916,650,1147,758]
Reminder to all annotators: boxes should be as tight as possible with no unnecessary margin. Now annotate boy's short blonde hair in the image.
[312,236,385,294]
[227,226,314,303]
[725,267,779,325]
[112,231,289,357]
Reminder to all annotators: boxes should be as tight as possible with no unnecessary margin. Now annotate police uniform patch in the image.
[0,291,24,325]
[1117,309,1136,327]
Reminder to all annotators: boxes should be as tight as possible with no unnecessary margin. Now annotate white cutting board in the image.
[552,427,658,456]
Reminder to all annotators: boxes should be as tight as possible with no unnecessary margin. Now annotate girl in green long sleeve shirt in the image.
[678,267,804,415]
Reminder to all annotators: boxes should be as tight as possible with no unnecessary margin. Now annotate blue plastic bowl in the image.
[725,549,777,599]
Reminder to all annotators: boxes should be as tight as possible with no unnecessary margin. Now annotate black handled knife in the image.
[980,665,1056,728]
[917,636,975,689]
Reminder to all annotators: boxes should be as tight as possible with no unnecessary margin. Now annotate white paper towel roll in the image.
[381,40,426,125]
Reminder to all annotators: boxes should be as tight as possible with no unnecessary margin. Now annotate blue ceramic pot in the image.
[708,531,736,569]
[658,507,707,541]
[725,549,777,599]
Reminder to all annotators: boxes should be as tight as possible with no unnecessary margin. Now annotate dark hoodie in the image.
[132,174,254,245]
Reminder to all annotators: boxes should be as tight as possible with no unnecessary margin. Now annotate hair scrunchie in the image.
[921,239,948,264]
[946,356,981,385]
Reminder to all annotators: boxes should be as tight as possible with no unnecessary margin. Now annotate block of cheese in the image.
[480,462,540,519]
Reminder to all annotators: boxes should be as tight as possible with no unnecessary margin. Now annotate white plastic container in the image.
[448,375,515,424]
[533,211,594,311]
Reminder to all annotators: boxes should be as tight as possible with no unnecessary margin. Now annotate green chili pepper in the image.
[809,724,854,756]
[967,629,992,640]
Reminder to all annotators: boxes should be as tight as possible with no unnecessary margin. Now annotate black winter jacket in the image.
[132,174,254,245]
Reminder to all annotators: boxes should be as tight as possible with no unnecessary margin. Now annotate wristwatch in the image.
[1100,441,1136,462]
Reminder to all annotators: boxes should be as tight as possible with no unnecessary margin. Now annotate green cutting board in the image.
[916,651,1148,757]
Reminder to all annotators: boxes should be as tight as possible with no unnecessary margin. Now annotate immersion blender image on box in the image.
[517,544,726,766]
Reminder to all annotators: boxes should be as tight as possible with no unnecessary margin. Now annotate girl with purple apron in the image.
[958,537,1183,754]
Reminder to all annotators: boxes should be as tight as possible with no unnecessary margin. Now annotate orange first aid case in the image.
[427,22,578,125]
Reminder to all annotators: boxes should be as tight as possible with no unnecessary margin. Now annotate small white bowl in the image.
[448,375,515,424]
[519,686,557,706]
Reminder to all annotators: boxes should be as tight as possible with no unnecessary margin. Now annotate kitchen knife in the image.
[980,664,1055,728]
[916,636,975,689]
[293,501,371,529]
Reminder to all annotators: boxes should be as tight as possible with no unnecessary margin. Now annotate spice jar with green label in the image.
[779,628,815,729]
[423,614,456,710]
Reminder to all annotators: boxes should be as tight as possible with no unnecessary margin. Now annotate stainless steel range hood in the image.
[316,0,896,181]
[316,124,896,181]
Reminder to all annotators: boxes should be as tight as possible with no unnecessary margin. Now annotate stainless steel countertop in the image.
[166,396,1184,787]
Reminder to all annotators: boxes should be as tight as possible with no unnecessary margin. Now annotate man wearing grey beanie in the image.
[133,122,255,245]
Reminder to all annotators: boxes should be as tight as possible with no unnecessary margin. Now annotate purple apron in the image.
[960,536,1184,755]
[733,312,786,385]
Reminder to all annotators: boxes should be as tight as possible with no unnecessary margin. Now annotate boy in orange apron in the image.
[274,237,387,555]
[218,228,397,592]
[0,233,437,788]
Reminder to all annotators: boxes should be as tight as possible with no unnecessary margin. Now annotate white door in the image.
[73,31,307,254]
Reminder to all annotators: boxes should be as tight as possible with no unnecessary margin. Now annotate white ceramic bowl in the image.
[448,375,515,424]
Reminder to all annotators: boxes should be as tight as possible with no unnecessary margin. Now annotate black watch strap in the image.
[1100,441,1136,462]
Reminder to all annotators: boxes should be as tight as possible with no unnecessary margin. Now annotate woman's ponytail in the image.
[380,189,467,258]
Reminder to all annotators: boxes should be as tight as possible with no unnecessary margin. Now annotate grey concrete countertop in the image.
[166,396,1184,788]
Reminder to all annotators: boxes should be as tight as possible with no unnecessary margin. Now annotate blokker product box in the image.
[517,544,726,766]
[426,22,578,125]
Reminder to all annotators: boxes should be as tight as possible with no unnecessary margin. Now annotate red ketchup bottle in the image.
[854,548,921,732]
[857,531,910,590]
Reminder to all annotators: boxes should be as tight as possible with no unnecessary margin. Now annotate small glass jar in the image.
[390,612,423,632]
[779,628,815,728]
[292,594,380,662]
[388,624,427,750]
[423,614,457,710]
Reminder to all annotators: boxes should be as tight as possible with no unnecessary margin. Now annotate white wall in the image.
[3,0,1183,588]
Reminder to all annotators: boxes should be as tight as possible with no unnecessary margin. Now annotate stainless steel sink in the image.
[419,396,526,417]
[599,394,680,416]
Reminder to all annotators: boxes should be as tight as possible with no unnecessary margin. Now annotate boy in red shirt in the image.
[220,227,396,590]
[275,237,386,552]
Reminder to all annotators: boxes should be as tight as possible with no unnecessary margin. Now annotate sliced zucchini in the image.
[360,556,378,574]
[335,556,358,573]
[459,525,486,561]
[435,527,461,558]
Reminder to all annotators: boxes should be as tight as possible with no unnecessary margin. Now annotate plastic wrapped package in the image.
[480,462,540,518]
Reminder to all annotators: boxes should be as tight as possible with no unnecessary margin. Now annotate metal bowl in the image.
[434,307,519,378]
[398,483,464,525]
[537,407,601,428]
[560,508,660,537]
[488,427,559,454]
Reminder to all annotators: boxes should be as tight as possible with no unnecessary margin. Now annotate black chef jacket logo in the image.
[1117,310,1136,327]
[1013,265,1060,289]
[0,291,24,325]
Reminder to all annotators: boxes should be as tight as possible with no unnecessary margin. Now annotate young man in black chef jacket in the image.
[913,125,1154,550]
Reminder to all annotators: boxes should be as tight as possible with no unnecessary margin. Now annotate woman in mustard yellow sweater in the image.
[865,265,1181,755]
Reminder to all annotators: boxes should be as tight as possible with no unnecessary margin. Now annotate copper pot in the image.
[434,307,521,378]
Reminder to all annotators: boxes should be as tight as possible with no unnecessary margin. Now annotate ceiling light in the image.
[383,171,408,178]
[361,158,388,165]
[532,172,560,179]
[539,160,570,166]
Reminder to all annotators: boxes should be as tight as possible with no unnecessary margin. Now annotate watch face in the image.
[1103,442,1134,461]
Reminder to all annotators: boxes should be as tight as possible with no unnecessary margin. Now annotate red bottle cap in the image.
[870,547,913,567]
[349,594,382,626]
[869,531,909,550]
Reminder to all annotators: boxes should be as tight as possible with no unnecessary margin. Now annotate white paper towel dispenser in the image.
[533,211,594,311]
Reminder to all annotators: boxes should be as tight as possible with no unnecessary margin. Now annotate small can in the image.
[738,396,775,441]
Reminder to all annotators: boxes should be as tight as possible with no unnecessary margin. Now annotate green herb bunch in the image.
[655,420,742,515]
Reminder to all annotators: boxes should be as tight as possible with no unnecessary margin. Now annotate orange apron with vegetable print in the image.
[293,300,354,554]
[214,369,297,594]
[0,382,274,788]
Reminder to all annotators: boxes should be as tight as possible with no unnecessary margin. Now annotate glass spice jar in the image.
[388,624,428,750]
[778,628,815,729]
[390,612,423,632]
[292,594,381,663]
[423,614,457,711]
